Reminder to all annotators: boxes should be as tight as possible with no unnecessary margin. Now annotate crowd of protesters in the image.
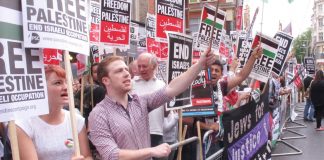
[1,43,323,160]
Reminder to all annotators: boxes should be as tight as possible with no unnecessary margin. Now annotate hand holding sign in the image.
[198,47,217,70]
[251,45,263,59]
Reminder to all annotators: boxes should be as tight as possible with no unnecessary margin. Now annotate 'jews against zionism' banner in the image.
[156,0,185,41]
[0,0,49,122]
[272,32,293,76]
[21,0,90,54]
[249,33,279,83]
[166,32,192,110]
[223,86,271,160]
[100,0,132,48]
[195,4,226,52]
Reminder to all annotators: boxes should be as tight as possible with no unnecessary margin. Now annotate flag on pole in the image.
[202,9,225,30]
[283,22,292,35]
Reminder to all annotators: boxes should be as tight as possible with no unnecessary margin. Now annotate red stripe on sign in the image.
[192,98,212,106]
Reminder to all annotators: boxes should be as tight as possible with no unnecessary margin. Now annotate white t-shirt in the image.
[16,109,85,160]
[132,76,166,135]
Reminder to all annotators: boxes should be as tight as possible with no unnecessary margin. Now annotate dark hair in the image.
[212,59,223,72]
[90,63,99,76]
[97,56,124,84]
[313,70,324,83]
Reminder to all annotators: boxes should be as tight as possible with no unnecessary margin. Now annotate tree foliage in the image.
[292,28,312,63]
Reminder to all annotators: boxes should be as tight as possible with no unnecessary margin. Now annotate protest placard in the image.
[21,0,89,54]
[100,0,132,48]
[166,32,192,110]
[272,32,293,76]
[304,57,315,75]
[249,33,279,83]
[195,4,226,52]
[43,48,62,65]
[1,1,49,122]
[236,35,253,69]
[90,0,101,44]
[156,0,185,41]
[183,70,215,117]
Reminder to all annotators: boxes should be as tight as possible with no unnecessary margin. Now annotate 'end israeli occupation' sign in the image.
[272,32,293,76]
[21,0,90,54]
[1,1,49,122]
[166,32,192,110]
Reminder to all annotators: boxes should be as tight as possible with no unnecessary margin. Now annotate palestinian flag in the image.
[201,6,225,30]
[293,65,303,90]
[0,0,23,42]
[252,33,278,59]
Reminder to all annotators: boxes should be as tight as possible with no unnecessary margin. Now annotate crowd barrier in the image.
[170,136,201,160]
[271,88,305,157]
[202,130,224,160]
[198,83,306,159]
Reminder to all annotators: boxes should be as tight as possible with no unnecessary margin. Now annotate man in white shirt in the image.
[132,53,166,160]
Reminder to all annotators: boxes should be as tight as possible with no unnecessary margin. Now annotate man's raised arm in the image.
[166,48,216,97]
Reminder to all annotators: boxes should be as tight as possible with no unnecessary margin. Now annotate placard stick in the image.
[196,121,203,160]
[177,109,183,160]
[63,51,81,156]
[206,0,220,111]
[177,125,187,160]
[8,121,19,160]
[182,125,188,141]
[113,47,117,56]
[90,75,94,109]
[80,76,85,115]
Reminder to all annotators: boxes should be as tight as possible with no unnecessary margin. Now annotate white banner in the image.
[21,0,90,54]
[0,1,49,122]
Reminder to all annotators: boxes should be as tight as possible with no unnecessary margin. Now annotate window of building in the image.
[319,18,323,27]
[319,4,323,12]
[189,18,200,33]
[319,32,323,41]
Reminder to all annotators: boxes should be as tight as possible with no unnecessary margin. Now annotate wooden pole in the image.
[80,76,85,115]
[196,121,203,160]
[113,47,117,56]
[63,51,81,156]
[177,124,187,160]
[8,121,20,160]
[90,75,94,109]
[177,109,183,160]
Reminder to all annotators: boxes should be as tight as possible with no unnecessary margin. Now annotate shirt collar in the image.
[133,75,157,82]
[104,94,133,106]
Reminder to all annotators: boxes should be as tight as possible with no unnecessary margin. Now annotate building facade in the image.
[312,0,324,70]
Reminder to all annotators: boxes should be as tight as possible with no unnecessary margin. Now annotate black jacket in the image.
[310,80,324,106]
